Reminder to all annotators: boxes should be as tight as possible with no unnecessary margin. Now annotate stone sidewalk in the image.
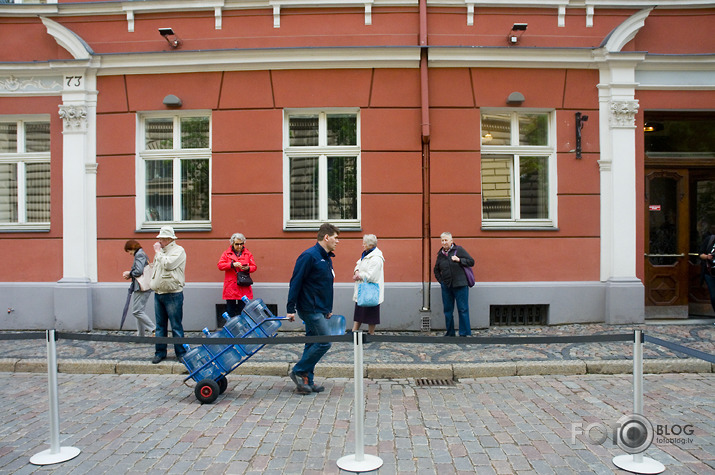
[0,321,713,379]
[0,372,713,474]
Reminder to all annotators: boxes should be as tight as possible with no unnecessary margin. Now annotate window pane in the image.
[519,156,549,219]
[25,122,50,153]
[519,114,548,146]
[290,157,319,220]
[327,114,357,146]
[644,117,715,154]
[145,118,174,150]
[25,162,50,222]
[181,117,209,149]
[0,163,18,222]
[145,160,173,221]
[481,156,512,219]
[481,113,511,146]
[0,122,18,153]
[289,116,319,146]
[181,159,209,220]
[327,156,357,219]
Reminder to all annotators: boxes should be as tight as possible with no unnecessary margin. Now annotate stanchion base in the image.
[337,453,383,473]
[30,446,81,466]
[613,454,665,474]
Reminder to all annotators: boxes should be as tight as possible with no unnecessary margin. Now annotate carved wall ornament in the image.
[0,75,63,94]
[609,100,639,128]
[59,105,88,131]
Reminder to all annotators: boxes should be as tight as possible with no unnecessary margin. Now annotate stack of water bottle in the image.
[182,296,283,381]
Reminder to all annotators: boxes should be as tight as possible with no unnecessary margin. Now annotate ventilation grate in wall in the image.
[490,304,548,326]
[414,378,456,388]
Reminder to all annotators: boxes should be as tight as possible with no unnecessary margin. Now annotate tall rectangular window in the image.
[138,113,210,227]
[0,118,50,230]
[481,111,556,227]
[284,110,360,229]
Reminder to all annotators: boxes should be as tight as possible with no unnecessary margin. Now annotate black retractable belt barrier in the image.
[644,334,715,364]
[0,331,634,347]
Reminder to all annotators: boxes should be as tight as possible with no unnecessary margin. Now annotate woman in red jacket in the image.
[217,233,258,317]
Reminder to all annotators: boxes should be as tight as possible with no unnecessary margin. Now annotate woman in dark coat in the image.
[434,232,475,337]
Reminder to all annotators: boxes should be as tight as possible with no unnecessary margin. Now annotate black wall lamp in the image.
[159,28,182,49]
[508,23,527,45]
[575,112,589,159]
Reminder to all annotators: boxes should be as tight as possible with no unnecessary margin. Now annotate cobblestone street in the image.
[1,372,712,474]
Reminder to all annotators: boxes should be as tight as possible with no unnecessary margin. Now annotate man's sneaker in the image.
[151,355,165,364]
[310,384,325,393]
[290,371,311,394]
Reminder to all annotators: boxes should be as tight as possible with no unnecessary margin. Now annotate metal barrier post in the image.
[30,329,81,466]
[612,330,664,474]
[337,331,383,473]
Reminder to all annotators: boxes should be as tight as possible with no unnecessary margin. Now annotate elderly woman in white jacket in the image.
[351,234,385,334]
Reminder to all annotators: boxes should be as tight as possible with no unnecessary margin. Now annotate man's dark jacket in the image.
[287,243,335,314]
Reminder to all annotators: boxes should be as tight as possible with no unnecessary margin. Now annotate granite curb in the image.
[1,357,711,378]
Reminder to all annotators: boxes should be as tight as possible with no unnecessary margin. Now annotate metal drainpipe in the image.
[419,0,431,312]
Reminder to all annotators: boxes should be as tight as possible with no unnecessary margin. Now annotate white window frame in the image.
[480,109,558,229]
[283,109,361,230]
[0,115,51,232]
[136,111,212,230]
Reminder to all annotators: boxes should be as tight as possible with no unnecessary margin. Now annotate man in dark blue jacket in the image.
[287,223,340,395]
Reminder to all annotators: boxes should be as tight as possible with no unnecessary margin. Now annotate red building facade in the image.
[0,1,713,330]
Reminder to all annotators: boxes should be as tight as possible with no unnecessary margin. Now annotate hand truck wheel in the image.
[195,378,220,404]
[217,375,228,394]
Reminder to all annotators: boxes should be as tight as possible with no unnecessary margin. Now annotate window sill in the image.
[0,224,50,233]
[284,221,361,232]
[481,220,557,231]
[137,223,212,233]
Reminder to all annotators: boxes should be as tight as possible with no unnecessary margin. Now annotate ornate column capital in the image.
[58,105,88,132]
[609,100,639,128]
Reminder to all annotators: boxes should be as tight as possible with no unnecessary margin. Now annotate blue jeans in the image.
[704,274,715,313]
[440,284,471,336]
[155,292,185,358]
[292,311,332,385]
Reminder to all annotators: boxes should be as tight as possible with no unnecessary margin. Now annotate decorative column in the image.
[598,58,644,324]
[54,74,98,330]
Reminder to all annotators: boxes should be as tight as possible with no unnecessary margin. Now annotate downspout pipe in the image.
[419,0,431,312]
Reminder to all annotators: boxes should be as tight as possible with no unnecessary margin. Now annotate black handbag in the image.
[236,270,253,286]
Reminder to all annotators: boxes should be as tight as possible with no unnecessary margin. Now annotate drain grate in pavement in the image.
[414,378,457,388]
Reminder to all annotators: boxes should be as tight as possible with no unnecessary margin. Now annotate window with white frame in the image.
[138,113,210,228]
[284,110,360,229]
[480,110,556,228]
[0,118,51,230]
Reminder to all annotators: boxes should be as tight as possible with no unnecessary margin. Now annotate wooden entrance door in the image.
[644,169,689,317]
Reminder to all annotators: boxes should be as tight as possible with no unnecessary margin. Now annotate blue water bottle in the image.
[241,295,274,325]
[222,312,263,354]
[260,319,281,337]
[181,344,220,381]
[202,328,244,372]
[299,314,345,335]
[327,314,346,335]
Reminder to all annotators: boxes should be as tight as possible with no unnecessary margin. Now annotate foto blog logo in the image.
[571,414,655,454]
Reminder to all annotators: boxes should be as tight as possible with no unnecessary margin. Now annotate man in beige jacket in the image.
[151,225,187,363]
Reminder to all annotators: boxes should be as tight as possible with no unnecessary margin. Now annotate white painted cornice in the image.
[0,1,711,19]
[95,46,421,75]
[428,46,602,69]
